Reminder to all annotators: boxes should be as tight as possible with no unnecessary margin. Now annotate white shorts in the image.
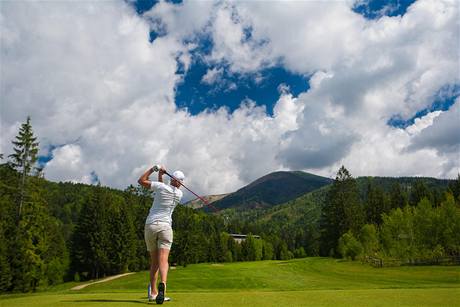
[144,222,173,251]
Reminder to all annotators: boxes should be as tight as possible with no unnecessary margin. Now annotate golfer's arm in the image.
[158,168,165,183]
[138,168,154,188]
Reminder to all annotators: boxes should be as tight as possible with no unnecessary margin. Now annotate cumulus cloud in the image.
[1,0,459,202]
[1,1,183,187]
[405,111,442,135]
[277,89,359,169]
[408,99,460,155]
[45,144,93,184]
[0,0,297,197]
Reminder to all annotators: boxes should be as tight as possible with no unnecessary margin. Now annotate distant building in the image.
[229,234,261,244]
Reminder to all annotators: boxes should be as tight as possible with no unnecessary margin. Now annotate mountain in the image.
[222,175,456,229]
[208,171,333,211]
[220,175,456,256]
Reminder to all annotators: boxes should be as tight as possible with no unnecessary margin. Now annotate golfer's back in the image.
[145,181,183,226]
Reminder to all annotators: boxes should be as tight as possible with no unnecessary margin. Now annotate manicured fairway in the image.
[1,258,459,306]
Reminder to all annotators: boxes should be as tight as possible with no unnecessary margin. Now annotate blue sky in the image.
[127,0,456,123]
[175,63,310,116]
[388,84,460,128]
[2,0,459,193]
[353,0,417,19]
[135,0,310,116]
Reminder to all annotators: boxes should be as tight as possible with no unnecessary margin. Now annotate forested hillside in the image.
[221,168,460,258]
[209,171,332,210]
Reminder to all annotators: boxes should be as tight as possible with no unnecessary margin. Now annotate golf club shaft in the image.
[164,171,209,205]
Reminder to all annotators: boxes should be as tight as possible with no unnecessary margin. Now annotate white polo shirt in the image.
[145,181,183,226]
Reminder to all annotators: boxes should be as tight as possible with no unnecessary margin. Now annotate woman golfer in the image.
[138,165,184,304]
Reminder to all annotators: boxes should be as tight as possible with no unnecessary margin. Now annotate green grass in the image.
[1,258,459,306]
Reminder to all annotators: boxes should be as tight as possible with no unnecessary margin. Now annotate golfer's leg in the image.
[158,248,170,285]
[150,250,159,296]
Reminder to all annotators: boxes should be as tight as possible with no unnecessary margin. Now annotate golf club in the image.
[159,168,219,212]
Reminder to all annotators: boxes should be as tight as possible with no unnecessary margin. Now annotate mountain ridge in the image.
[205,171,333,211]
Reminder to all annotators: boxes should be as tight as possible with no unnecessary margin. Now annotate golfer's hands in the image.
[154,165,166,183]
[152,164,166,173]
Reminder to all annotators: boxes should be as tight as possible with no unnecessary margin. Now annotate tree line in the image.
[321,166,460,262]
[1,117,459,293]
[223,169,459,262]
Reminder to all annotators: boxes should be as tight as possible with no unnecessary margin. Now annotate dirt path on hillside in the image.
[71,272,135,290]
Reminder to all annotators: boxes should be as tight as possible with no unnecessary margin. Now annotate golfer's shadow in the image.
[68,298,151,304]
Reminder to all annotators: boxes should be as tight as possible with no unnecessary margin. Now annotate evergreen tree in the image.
[389,182,408,209]
[42,217,68,285]
[71,187,111,279]
[11,189,50,291]
[364,180,388,225]
[171,206,204,266]
[124,185,151,271]
[8,116,40,220]
[320,166,364,256]
[448,174,460,202]
[103,194,134,274]
[0,173,16,293]
[409,180,432,206]
[0,219,12,291]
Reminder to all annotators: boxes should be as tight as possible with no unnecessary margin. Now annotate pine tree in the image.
[320,166,364,257]
[409,180,432,206]
[108,195,135,274]
[365,180,388,225]
[71,187,111,279]
[8,116,40,220]
[10,188,50,292]
[389,182,408,209]
[448,174,460,202]
[124,185,151,271]
[0,219,12,292]
[0,174,16,292]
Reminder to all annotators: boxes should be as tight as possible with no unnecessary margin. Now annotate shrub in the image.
[338,232,363,260]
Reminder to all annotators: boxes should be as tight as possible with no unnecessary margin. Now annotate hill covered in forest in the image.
[207,171,333,211]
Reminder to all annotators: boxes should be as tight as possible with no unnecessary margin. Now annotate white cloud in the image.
[144,0,214,40]
[1,0,459,203]
[45,144,93,184]
[230,0,459,178]
[405,111,442,135]
[1,1,183,186]
[201,67,223,85]
[408,99,460,155]
[207,3,273,73]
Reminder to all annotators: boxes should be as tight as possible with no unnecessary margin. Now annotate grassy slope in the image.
[1,258,458,307]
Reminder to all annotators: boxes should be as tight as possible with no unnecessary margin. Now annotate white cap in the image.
[172,170,185,181]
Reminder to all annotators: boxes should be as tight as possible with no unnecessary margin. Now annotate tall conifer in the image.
[320,166,364,256]
[8,116,40,220]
